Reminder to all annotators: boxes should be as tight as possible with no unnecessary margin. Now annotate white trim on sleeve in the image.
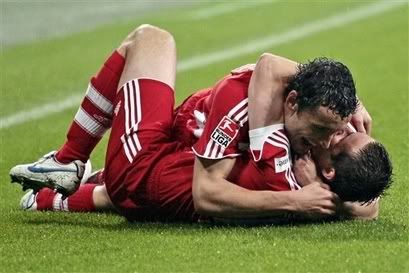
[249,123,284,161]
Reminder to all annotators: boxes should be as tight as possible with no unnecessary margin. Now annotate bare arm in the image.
[191,54,337,218]
[192,157,338,218]
[248,53,298,130]
[192,157,292,217]
[247,53,372,134]
[212,200,379,226]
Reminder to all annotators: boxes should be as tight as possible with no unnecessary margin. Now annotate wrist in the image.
[267,191,298,213]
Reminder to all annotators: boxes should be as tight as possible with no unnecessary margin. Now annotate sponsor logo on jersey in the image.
[274,155,290,173]
[211,116,239,148]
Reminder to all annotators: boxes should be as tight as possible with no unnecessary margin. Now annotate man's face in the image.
[312,132,374,175]
[284,101,351,155]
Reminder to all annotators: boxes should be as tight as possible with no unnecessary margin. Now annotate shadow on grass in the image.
[9,209,407,242]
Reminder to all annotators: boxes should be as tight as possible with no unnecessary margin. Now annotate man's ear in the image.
[321,167,336,181]
[285,90,298,112]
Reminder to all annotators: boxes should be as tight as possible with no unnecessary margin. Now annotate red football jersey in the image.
[147,71,301,221]
[172,70,300,191]
[230,127,301,192]
[149,125,300,221]
[174,71,252,158]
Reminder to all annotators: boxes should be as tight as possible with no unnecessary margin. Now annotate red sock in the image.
[35,188,56,211]
[56,51,125,163]
[35,184,97,212]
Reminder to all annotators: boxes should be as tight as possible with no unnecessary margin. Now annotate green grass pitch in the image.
[0,1,408,272]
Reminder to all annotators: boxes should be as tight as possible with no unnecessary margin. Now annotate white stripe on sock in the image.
[74,107,106,137]
[86,83,113,115]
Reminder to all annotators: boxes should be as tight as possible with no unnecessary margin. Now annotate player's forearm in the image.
[248,53,298,130]
[338,200,379,220]
[193,173,296,218]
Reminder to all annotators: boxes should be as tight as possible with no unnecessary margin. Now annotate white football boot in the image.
[20,190,38,211]
[10,151,92,196]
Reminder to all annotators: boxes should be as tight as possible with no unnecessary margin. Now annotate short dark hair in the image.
[330,142,393,203]
[286,57,359,119]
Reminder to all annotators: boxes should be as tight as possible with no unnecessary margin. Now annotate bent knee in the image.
[135,24,172,37]
[122,24,174,49]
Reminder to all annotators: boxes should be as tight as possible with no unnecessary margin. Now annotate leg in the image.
[20,184,96,212]
[56,23,176,164]
[20,184,113,212]
[56,39,126,164]
[117,24,176,89]
[102,25,178,219]
[10,24,174,197]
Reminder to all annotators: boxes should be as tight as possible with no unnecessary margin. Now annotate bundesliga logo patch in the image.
[211,116,239,148]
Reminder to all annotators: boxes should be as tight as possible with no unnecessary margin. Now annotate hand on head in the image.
[350,101,372,135]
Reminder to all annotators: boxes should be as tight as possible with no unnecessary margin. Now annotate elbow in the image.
[193,199,209,216]
[258,53,278,69]
[259,52,279,61]
[192,179,212,216]
[193,193,214,216]
[192,186,205,214]
[256,53,280,79]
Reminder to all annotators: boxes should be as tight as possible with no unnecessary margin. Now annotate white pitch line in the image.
[0,94,84,130]
[0,0,405,130]
[177,0,406,72]
[188,1,275,20]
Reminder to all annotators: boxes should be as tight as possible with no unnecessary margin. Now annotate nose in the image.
[320,134,334,149]
[331,130,348,147]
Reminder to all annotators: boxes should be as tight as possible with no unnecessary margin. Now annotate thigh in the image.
[108,78,175,163]
[103,77,176,214]
[118,25,176,90]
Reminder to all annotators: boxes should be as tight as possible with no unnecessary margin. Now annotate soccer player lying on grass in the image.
[17,128,390,222]
[10,24,391,222]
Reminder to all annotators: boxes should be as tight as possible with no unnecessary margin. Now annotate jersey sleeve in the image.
[258,129,301,190]
[249,124,286,162]
[192,76,248,159]
[231,128,301,191]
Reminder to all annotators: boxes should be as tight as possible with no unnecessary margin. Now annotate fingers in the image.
[346,123,357,134]
[315,195,338,215]
[320,184,340,203]
[353,100,372,135]
[352,117,366,134]
[296,153,313,165]
[317,182,330,190]
[364,119,372,136]
[316,184,340,212]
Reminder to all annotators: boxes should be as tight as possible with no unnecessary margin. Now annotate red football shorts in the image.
[147,150,198,221]
[104,78,182,220]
